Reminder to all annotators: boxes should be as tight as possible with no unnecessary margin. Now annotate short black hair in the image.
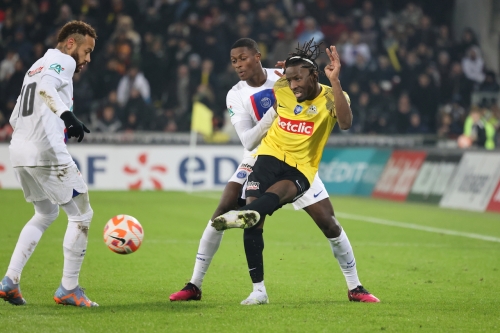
[231,38,259,53]
[284,38,322,74]
[57,20,97,43]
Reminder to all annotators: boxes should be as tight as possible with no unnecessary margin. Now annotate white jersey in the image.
[226,68,280,158]
[9,49,76,167]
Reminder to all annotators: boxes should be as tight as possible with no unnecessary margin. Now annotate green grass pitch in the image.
[0,189,499,332]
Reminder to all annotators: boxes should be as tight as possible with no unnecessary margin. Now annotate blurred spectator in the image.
[117,64,151,107]
[463,106,496,149]
[297,17,324,45]
[359,15,378,54]
[0,112,13,142]
[4,59,25,103]
[407,112,430,134]
[0,50,19,81]
[395,93,418,134]
[410,73,439,131]
[479,71,500,92]
[268,27,298,67]
[321,11,349,46]
[342,31,371,66]
[123,88,153,130]
[93,105,122,133]
[461,46,485,83]
[455,27,479,60]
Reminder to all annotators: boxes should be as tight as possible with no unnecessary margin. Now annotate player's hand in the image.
[60,111,90,142]
[274,60,285,77]
[324,46,341,82]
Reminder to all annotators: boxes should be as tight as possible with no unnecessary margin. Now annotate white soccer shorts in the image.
[228,156,329,210]
[14,161,88,205]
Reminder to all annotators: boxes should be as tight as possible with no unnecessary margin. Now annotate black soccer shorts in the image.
[245,155,310,202]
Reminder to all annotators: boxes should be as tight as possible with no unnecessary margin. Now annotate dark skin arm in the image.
[325,46,352,130]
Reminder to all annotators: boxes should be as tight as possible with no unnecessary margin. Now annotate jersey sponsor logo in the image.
[228,106,235,117]
[306,105,318,115]
[239,163,253,172]
[247,181,260,190]
[294,105,303,115]
[237,171,247,179]
[278,103,285,108]
[277,116,314,136]
[250,89,276,120]
[49,63,65,74]
[27,66,43,77]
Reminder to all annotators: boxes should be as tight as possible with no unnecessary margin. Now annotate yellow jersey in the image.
[257,77,350,184]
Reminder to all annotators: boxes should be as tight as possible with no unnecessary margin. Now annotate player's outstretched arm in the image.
[325,46,352,130]
[232,107,277,151]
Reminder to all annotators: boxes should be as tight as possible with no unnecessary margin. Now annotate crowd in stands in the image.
[0,0,499,148]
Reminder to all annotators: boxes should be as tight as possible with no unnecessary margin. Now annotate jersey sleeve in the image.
[325,87,351,117]
[227,88,252,125]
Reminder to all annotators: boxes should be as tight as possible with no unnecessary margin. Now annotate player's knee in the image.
[28,210,59,232]
[317,215,342,238]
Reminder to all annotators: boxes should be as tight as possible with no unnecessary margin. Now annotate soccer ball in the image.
[103,215,144,254]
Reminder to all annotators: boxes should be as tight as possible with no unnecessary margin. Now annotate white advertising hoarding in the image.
[440,152,500,211]
[0,144,244,190]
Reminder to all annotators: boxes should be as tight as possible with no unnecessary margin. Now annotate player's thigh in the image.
[27,162,88,205]
[292,173,330,210]
[14,167,48,203]
[245,155,280,199]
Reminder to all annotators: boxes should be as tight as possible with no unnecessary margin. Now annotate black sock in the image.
[242,192,280,217]
[244,228,264,283]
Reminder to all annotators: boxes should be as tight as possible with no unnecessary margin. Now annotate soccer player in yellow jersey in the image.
[212,39,380,304]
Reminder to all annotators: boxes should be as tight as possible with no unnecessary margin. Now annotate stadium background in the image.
[0,0,499,213]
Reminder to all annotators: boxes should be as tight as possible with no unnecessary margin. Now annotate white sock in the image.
[60,196,93,291]
[61,221,90,290]
[328,229,361,290]
[6,203,58,284]
[6,225,43,284]
[252,281,266,293]
[190,220,224,288]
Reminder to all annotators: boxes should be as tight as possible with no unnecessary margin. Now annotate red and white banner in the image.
[0,144,244,191]
[440,152,500,212]
[372,150,427,201]
[486,180,500,213]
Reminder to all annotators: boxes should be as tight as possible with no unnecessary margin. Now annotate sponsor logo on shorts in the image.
[247,181,260,190]
[278,116,314,136]
[313,190,323,198]
[27,66,43,77]
[237,171,247,179]
[239,163,253,172]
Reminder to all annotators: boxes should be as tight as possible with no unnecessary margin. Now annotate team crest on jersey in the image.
[27,66,43,77]
[294,105,303,115]
[49,63,64,74]
[260,97,272,109]
[306,105,318,115]
[228,106,235,117]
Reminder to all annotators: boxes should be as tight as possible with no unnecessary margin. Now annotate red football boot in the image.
[348,285,380,303]
[169,283,202,301]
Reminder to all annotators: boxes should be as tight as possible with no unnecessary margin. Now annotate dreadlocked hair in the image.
[284,38,323,75]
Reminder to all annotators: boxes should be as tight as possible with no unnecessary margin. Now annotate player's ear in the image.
[255,52,261,63]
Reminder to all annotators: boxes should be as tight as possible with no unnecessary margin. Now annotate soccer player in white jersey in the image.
[0,21,98,307]
[170,38,379,304]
